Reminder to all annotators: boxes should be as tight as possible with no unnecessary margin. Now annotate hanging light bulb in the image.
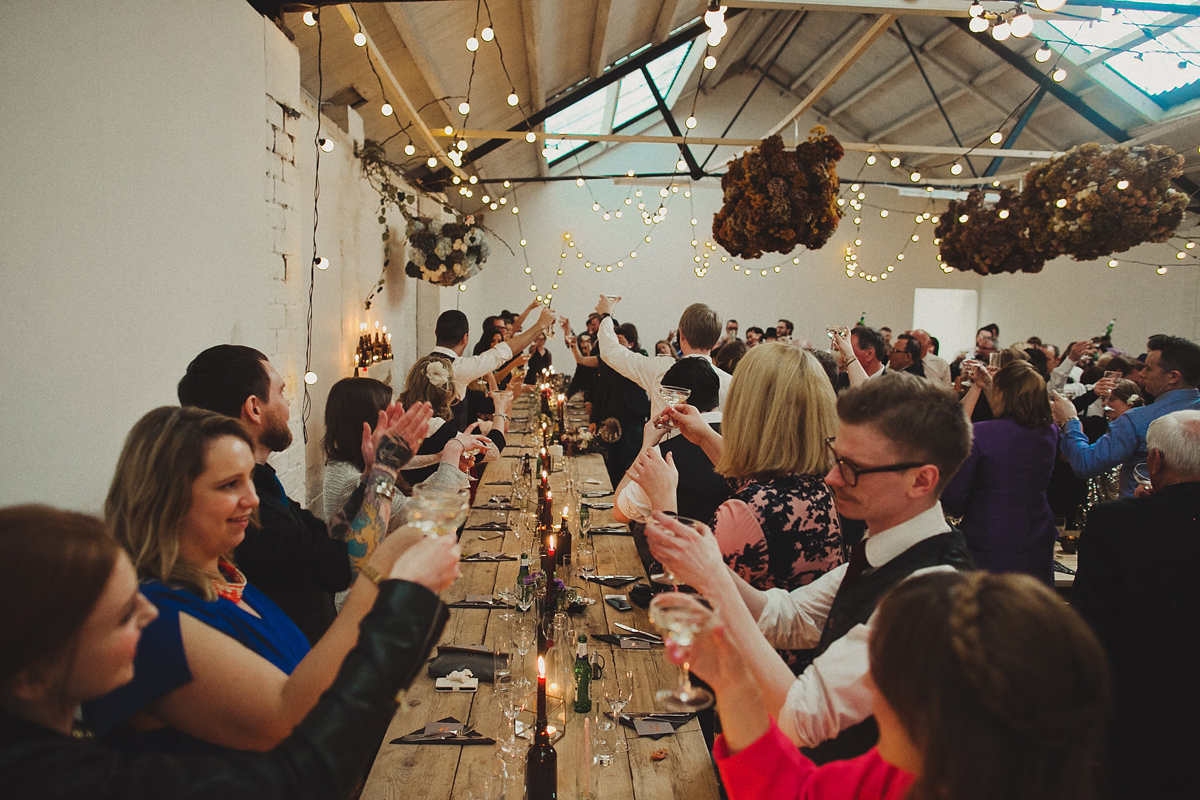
[481,26,494,42]
[466,36,479,52]
[1011,8,1034,37]
[354,31,367,46]
[890,157,901,168]
[452,176,462,185]
[998,209,1010,219]
[1052,67,1067,82]
[427,156,438,167]
[703,55,717,70]
[950,162,963,175]
[458,101,471,115]
[969,15,989,33]
[1035,45,1052,62]
[866,154,877,165]
[685,116,698,129]
[1036,0,1066,11]
[468,175,478,184]
[880,209,889,217]
[525,131,537,143]
[381,103,393,117]
[314,256,329,270]
[507,92,519,106]
[1117,179,1129,190]
[910,171,921,182]
[318,138,335,152]
[992,20,1011,41]
[303,10,317,26]
[404,143,416,156]
[456,139,469,151]
[968,1,984,16]
[304,371,318,385]
[990,131,1004,144]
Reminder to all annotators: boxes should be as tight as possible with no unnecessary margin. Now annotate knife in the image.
[615,623,663,641]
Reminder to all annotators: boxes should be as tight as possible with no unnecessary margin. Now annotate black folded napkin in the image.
[592,634,662,648]
[392,717,496,746]
[608,711,696,739]
[484,480,513,485]
[589,526,632,536]
[586,575,638,587]
[448,598,513,609]
[461,552,518,562]
[464,522,511,531]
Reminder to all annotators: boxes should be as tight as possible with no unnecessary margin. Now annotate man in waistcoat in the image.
[646,373,974,761]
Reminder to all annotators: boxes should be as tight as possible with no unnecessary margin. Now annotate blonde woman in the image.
[629,343,843,630]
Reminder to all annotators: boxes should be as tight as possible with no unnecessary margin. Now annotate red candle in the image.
[544,534,556,612]
[536,655,547,722]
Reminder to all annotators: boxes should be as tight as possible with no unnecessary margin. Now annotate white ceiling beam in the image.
[520,0,545,111]
[766,14,897,138]
[787,16,870,92]
[437,128,1063,159]
[653,0,681,44]
[725,0,1096,20]
[382,4,456,124]
[591,0,614,80]
[332,5,467,179]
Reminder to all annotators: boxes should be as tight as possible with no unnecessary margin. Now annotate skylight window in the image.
[613,42,693,128]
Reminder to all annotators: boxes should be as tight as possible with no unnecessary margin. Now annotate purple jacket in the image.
[942,419,1060,584]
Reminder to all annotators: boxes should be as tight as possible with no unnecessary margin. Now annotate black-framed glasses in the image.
[824,438,927,487]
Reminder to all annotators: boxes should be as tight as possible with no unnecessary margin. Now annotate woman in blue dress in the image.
[85,404,458,755]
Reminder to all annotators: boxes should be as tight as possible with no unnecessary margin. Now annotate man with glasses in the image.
[646,373,973,762]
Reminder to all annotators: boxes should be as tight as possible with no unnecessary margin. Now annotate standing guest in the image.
[592,322,652,487]
[909,329,951,387]
[942,361,1059,584]
[1053,334,1200,497]
[697,571,1110,800]
[834,326,887,390]
[0,504,458,800]
[654,339,677,358]
[776,319,795,342]
[595,296,731,414]
[763,328,778,343]
[83,404,456,756]
[523,330,552,384]
[1073,410,1200,800]
[647,374,974,760]
[178,346,359,643]
[564,324,599,410]
[614,358,728,527]
[885,335,924,378]
[950,328,999,380]
[714,319,741,351]
[713,340,748,375]
[631,344,843,668]
[745,327,764,347]
[321,377,469,531]
[878,327,893,348]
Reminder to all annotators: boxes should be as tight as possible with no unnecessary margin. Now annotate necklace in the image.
[214,558,247,604]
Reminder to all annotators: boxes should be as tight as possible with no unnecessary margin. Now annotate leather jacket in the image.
[0,580,448,800]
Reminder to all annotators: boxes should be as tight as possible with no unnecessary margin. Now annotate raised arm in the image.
[831,329,868,388]
[507,305,556,354]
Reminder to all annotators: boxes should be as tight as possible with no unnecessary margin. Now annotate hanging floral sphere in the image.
[936,142,1187,275]
[712,128,845,259]
[405,215,490,287]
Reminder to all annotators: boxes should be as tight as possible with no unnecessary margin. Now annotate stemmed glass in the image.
[578,504,591,538]
[648,593,716,711]
[466,757,505,800]
[645,513,704,585]
[655,385,692,428]
[574,540,597,581]
[511,617,536,677]
[604,669,634,752]
[404,493,466,538]
[494,673,526,754]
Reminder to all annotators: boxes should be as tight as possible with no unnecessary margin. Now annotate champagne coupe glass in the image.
[655,385,692,429]
[404,494,465,538]
[604,669,634,752]
[646,514,705,585]
[512,617,536,676]
[648,593,716,711]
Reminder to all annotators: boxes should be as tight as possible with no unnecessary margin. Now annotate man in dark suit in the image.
[1072,409,1200,800]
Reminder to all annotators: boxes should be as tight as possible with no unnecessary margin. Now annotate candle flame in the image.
[562,506,568,518]
[549,535,556,551]
[537,655,546,678]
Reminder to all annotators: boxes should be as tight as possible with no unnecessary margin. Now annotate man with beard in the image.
[177,345,450,643]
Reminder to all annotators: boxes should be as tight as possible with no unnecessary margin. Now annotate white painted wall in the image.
[0,0,422,512]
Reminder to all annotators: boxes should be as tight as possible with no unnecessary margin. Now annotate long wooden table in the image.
[360,421,721,800]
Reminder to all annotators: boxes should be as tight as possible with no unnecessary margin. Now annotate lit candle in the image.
[536,655,547,722]
[545,534,556,612]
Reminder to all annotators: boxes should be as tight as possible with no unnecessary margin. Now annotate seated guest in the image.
[1053,334,1200,497]
[697,571,1110,800]
[942,361,1059,584]
[647,374,973,760]
[397,356,495,486]
[1073,409,1200,800]
[713,340,747,375]
[179,346,368,642]
[614,358,728,526]
[0,504,458,799]
[630,344,844,667]
[885,335,924,377]
[321,377,469,531]
[84,404,459,755]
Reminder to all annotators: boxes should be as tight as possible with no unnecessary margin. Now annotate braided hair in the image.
[869,571,1110,800]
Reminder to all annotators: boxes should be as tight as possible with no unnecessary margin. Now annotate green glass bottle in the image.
[573,635,592,713]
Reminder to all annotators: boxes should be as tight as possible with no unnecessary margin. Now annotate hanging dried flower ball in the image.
[935,188,1043,275]
[713,129,845,259]
[405,217,490,287]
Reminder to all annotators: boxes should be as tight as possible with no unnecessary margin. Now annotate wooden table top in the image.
[360,418,721,800]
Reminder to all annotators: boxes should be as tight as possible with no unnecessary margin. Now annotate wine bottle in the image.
[525,717,558,800]
[516,553,531,607]
[573,635,592,713]
[556,512,571,568]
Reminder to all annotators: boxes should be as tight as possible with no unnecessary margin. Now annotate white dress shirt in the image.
[922,353,952,387]
[755,502,955,746]
[597,316,731,415]
[431,343,513,401]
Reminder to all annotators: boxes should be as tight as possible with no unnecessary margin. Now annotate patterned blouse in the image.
[714,473,844,592]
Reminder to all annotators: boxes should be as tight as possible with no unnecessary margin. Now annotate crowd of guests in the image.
[1,290,1197,800]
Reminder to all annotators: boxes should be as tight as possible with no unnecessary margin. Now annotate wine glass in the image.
[655,385,692,428]
[645,514,705,585]
[648,593,716,711]
[466,757,504,800]
[578,504,591,538]
[574,541,596,581]
[403,494,465,538]
[511,617,536,676]
[604,669,634,752]
[494,673,525,753]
